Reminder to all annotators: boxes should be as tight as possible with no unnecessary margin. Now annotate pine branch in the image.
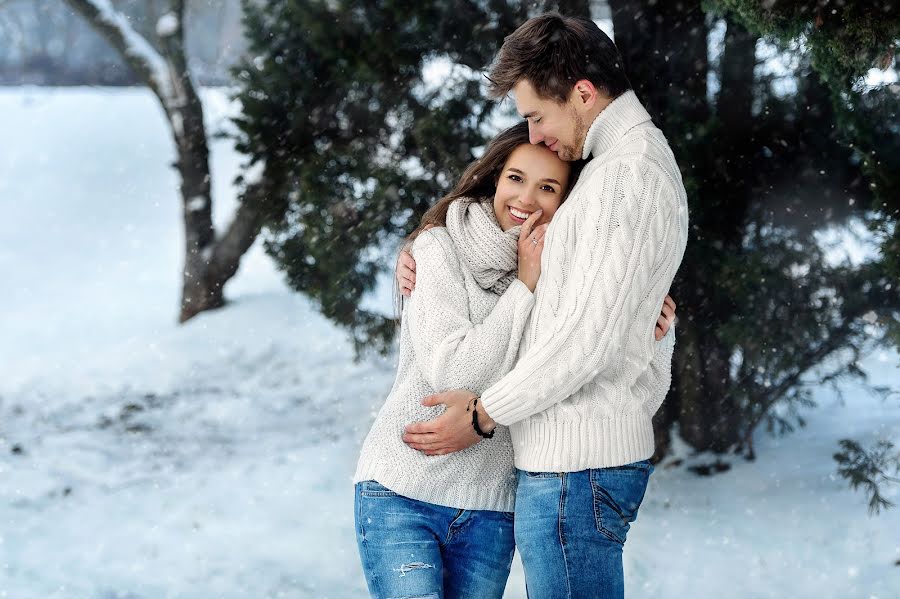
[834,439,900,515]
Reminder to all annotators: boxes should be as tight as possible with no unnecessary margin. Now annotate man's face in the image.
[513,79,588,162]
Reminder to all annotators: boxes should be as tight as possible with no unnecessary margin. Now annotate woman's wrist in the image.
[517,274,537,293]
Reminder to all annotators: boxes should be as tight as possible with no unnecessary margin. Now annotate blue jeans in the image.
[514,459,654,599]
[354,480,516,599]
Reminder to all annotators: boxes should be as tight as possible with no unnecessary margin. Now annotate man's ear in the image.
[571,79,599,108]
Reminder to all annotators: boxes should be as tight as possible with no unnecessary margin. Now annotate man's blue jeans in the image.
[354,480,516,599]
[514,459,654,599]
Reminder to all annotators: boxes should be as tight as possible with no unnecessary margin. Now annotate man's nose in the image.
[528,122,543,145]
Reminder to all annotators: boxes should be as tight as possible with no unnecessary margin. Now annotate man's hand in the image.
[397,250,416,297]
[402,389,492,456]
[655,294,677,341]
[397,225,436,297]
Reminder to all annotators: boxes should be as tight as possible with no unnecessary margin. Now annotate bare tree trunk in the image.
[674,20,758,454]
[62,0,266,323]
[610,0,709,130]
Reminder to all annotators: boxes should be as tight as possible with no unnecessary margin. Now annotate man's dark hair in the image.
[487,12,631,103]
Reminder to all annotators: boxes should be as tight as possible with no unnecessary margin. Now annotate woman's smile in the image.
[508,205,533,224]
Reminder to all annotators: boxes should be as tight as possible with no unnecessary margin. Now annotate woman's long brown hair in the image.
[392,121,582,321]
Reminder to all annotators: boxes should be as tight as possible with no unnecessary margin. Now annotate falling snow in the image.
[1,86,898,599]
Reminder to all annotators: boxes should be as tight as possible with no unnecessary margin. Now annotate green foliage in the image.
[709,0,900,277]
[709,0,899,87]
[834,438,900,515]
[231,0,534,355]
[232,1,899,491]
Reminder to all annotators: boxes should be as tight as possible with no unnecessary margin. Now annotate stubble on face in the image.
[558,106,587,162]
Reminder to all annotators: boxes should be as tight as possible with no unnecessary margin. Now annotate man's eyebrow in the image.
[541,178,561,185]
[520,111,538,119]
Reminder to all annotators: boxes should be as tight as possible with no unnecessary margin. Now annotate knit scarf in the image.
[445,198,521,295]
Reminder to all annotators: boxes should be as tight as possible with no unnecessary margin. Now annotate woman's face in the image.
[493,143,570,232]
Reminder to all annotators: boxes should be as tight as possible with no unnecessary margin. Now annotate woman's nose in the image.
[518,187,538,207]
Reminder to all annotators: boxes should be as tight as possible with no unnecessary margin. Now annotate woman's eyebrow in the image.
[507,168,560,186]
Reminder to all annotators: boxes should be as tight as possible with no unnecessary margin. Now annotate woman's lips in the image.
[508,206,530,224]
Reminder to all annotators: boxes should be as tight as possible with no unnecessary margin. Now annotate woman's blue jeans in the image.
[354,480,515,599]
[514,459,654,599]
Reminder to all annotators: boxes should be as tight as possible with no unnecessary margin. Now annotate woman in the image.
[353,122,674,599]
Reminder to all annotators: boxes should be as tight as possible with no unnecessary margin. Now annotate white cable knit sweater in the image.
[480,90,689,472]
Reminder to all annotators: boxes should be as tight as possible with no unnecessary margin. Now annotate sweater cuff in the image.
[505,277,534,299]
[480,377,530,426]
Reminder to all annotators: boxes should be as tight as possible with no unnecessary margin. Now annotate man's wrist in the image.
[474,398,497,433]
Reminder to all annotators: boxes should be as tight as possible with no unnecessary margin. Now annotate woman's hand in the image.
[517,209,546,293]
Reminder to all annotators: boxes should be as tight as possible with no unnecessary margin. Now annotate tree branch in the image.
[742,319,860,444]
[62,0,175,106]
[208,177,269,288]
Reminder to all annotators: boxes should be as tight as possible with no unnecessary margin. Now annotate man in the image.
[398,13,688,598]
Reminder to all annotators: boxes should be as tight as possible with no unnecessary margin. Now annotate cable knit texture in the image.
[479,90,689,472]
[353,204,535,512]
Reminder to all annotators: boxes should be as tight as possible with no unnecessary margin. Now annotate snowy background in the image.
[1,87,898,598]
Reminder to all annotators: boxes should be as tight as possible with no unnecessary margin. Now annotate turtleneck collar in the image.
[580,90,653,161]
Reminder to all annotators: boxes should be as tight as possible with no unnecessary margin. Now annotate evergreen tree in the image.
[232,0,541,354]
[708,0,900,512]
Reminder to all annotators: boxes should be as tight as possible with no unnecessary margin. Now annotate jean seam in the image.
[443,509,466,546]
[358,480,398,498]
[591,469,628,545]
[356,489,383,598]
[558,472,573,599]
[524,471,561,478]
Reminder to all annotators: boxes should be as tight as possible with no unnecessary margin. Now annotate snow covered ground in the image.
[1,87,898,598]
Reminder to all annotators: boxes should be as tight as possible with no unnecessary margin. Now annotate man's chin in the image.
[558,147,579,162]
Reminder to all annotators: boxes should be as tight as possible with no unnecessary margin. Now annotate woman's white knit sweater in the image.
[353,227,535,512]
[479,90,690,473]
[353,200,677,510]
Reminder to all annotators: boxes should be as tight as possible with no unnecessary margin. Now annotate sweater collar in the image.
[581,90,653,160]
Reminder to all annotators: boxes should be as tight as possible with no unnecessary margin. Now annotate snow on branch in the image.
[65,0,177,106]
[156,12,180,38]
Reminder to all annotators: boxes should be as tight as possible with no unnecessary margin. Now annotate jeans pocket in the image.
[357,479,398,497]
[590,461,652,544]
